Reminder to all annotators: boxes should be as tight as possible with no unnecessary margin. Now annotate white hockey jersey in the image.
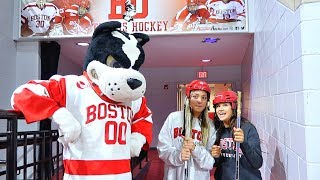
[11,73,153,179]
[157,111,216,180]
[206,0,245,22]
[21,2,61,34]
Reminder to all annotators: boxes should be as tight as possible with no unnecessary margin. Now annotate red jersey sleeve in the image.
[131,97,153,150]
[11,77,67,123]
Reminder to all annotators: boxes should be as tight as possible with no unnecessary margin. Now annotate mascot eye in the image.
[106,55,123,68]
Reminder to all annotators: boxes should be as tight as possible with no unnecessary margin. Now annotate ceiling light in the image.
[76,42,90,46]
[202,38,220,43]
[201,59,211,63]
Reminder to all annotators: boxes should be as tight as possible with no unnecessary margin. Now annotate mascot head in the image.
[84,21,149,103]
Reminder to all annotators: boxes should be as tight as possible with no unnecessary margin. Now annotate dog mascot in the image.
[11,21,152,179]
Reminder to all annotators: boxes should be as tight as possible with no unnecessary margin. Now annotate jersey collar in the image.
[83,71,120,104]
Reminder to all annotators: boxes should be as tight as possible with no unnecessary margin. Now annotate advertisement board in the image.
[19,0,247,38]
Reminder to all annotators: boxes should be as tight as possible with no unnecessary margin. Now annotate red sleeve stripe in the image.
[132,97,152,122]
[28,79,66,107]
[12,88,61,123]
[132,115,152,125]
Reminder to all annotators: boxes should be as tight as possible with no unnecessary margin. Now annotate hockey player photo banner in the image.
[19,0,248,38]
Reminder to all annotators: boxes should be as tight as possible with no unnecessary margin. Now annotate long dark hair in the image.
[213,102,248,145]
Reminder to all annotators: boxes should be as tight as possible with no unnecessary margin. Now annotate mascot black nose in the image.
[127,78,142,90]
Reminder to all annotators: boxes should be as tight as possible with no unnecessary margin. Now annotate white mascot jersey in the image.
[11,73,152,179]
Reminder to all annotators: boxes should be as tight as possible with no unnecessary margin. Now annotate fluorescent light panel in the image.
[76,42,89,46]
[201,59,211,62]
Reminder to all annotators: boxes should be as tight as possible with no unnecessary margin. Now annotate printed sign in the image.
[197,71,208,79]
[19,0,247,38]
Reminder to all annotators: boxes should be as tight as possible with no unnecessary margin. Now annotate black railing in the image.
[0,109,148,180]
[0,110,63,180]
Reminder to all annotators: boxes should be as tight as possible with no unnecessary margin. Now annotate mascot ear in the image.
[132,33,150,46]
[92,21,122,39]
[86,61,106,83]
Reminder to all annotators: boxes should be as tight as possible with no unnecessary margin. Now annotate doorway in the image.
[177,83,233,114]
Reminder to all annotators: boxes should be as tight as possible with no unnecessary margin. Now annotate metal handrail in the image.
[0,110,63,180]
[0,109,148,179]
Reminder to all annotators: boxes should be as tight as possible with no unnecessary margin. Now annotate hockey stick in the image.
[183,97,191,180]
[235,91,242,180]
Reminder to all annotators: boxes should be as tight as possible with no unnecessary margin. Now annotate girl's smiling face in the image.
[215,102,233,126]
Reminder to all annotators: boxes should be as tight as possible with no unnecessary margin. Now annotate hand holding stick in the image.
[235,91,242,180]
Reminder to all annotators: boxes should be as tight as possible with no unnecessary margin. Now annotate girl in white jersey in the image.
[157,80,216,180]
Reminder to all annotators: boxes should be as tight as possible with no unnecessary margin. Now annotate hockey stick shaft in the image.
[184,114,191,180]
[183,100,191,180]
[235,91,242,180]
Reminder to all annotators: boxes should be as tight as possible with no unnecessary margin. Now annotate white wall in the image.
[0,0,16,177]
[0,1,41,178]
[0,0,16,110]
[243,0,320,179]
[15,42,41,133]
[0,1,41,127]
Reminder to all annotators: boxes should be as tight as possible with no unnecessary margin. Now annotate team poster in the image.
[20,0,247,38]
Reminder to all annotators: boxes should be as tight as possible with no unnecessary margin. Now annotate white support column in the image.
[15,41,41,86]
[15,41,41,132]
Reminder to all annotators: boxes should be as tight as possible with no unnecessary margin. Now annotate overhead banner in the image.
[19,0,247,38]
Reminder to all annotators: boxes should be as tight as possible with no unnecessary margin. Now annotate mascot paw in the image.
[51,108,81,144]
[130,132,146,157]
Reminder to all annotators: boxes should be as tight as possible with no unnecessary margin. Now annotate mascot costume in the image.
[11,21,152,179]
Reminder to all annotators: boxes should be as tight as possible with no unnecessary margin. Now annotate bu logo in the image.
[76,81,89,89]
[108,0,148,19]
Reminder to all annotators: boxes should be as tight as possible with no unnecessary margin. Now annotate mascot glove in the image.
[51,107,81,144]
[130,132,146,157]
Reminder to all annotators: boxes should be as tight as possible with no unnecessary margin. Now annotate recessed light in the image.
[201,59,211,62]
[202,38,220,43]
[76,42,90,46]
